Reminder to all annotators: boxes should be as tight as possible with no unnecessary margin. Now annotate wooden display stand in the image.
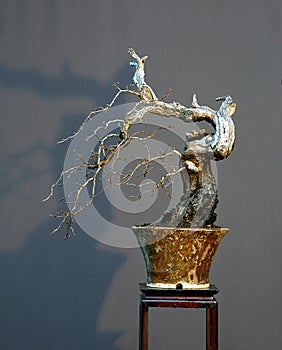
[139,283,219,350]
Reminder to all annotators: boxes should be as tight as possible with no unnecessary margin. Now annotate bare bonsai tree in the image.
[44,48,236,239]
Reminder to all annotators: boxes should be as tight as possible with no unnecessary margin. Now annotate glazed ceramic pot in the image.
[132,226,229,289]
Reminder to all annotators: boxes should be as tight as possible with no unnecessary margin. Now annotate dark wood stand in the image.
[139,283,219,350]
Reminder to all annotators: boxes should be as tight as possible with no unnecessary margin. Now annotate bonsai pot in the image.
[132,226,229,289]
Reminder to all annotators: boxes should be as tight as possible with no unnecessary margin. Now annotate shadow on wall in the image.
[0,223,127,350]
[0,62,133,349]
[0,60,131,105]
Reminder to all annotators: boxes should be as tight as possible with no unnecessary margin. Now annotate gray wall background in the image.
[0,0,281,349]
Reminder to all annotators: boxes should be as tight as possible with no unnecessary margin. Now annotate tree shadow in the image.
[0,61,134,349]
[0,59,131,105]
[0,221,127,350]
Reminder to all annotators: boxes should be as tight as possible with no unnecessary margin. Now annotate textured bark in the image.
[126,49,237,228]
[122,94,236,228]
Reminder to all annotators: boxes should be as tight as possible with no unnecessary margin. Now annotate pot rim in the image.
[132,226,229,233]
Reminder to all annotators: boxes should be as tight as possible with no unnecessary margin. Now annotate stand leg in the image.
[206,301,218,350]
[139,296,148,350]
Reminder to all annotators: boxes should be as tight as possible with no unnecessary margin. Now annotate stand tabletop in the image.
[139,283,219,299]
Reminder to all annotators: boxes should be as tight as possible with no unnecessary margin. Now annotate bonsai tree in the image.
[44,48,236,239]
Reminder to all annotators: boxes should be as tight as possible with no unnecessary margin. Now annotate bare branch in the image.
[45,48,236,237]
[57,85,139,144]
